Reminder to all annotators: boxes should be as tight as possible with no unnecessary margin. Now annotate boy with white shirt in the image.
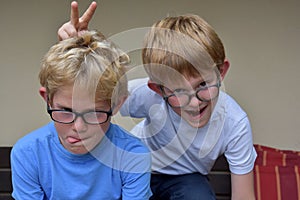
[119,14,256,199]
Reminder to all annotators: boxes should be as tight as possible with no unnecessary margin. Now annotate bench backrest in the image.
[0,147,13,200]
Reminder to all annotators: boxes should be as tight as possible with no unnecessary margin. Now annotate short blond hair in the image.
[39,30,129,105]
[142,14,225,83]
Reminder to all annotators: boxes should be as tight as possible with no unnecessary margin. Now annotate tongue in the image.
[67,137,81,144]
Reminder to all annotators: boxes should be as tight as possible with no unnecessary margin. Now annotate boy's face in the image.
[50,84,111,154]
[161,70,220,128]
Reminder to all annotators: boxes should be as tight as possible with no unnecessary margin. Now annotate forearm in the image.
[231,171,256,200]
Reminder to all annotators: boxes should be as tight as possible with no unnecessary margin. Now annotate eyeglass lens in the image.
[164,84,220,108]
[50,110,110,124]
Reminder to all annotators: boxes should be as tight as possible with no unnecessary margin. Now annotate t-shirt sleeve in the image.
[121,152,152,200]
[224,116,257,175]
[11,144,45,199]
[120,136,153,200]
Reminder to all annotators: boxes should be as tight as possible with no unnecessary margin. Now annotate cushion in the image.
[253,144,300,200]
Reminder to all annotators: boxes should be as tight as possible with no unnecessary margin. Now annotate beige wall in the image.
[1,0,299,151]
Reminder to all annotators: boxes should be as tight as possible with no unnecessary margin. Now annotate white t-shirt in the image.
[120,78,257,175]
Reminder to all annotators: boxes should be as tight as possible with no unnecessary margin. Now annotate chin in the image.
[66,144,90,155]
[187,118,209,128]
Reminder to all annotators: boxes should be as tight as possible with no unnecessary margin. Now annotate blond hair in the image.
[142,14,225,83]
[39,30,129,105]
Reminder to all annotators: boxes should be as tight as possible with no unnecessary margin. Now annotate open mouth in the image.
[186,105,208,118]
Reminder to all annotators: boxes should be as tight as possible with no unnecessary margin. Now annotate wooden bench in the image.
[208,155,231,199]
[0,147,13,200]
[0,147,231,200]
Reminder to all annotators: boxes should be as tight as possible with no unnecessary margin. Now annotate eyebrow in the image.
[52,104,73,111]
[52,102,109,112]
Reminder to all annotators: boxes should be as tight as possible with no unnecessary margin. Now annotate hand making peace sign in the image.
[57,1,97,40]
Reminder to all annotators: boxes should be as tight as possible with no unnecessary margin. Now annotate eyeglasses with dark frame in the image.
[47,104,112,125]
[160,80,221,108]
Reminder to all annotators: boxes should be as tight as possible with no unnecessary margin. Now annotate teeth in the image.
[187,110,200,116]
[192,112,199,116]
[186,106,206,116]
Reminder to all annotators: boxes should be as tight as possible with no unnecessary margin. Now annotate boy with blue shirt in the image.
[11,30,152,200]
[58,2,257,199]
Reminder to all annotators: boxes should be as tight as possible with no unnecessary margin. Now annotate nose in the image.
[188,94,202,107]
[72,116,88,133]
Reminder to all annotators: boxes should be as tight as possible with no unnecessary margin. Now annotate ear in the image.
[219,59,230,81]
[111,95,128,115]
[39,87,48,102]
[147,80,163,97]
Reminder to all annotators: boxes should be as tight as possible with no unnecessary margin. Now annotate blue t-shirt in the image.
[11,122,152,200]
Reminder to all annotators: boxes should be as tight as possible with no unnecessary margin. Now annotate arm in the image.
[222,108,257,199]
[120,143,152,200]
[11,146,45,199]
[122,171,152,200]
[120,78,151,118]
[57,1,97,40]
[231,171,256,200]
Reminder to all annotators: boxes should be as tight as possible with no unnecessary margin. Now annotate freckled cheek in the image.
[92,124,110,135]
[83,124,109,138]
[171,107,183,117]
[54,123,72,138]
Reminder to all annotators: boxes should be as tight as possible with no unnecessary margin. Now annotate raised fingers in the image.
[57,1,97,41]
[78,1,97,30]
[70,1,80,29]
[57,22,78,40]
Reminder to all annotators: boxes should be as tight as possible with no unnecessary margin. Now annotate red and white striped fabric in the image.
[254,144,300,200]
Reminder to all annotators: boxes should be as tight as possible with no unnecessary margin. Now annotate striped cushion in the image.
[254,144,300,200]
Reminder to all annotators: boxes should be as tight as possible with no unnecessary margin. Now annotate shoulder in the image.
[214,92,249,125]
[223,92,247,118]
[121,78,163,118]
[12,123,55,155]
[212,92,252,140]
[128,78,149,92]
[107,124,150,154]
[94,124,151,174]
[128,78,162,104]
[215,93,256,174]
